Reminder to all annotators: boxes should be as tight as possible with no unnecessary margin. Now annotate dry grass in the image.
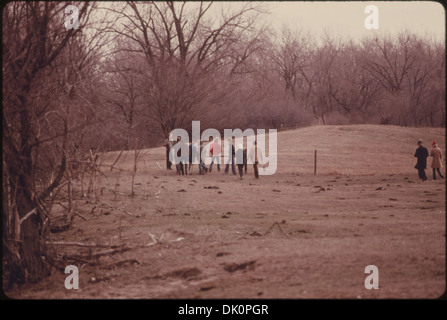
[5,125,445,299]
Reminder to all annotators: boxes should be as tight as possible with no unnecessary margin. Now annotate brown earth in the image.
[3,125,446,299]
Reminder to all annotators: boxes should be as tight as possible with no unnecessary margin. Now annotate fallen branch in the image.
[264,222,288,237]
[89,246,131,257]
[102,259,139,269]
[147,232,167,246]
[75,213,88,221]
[66,160,114,171]
[141,190,161,199]
[46,241,119,248]
[61,255,92,265]
[102,186,160,199]
[147,233,159,246]
[71,246,132,259]
[99,203,137,217]
[101,187,131,196]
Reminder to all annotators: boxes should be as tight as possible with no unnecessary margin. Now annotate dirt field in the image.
[4,125,446,299]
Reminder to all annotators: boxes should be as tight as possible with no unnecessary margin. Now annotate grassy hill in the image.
[100,125,445,176]
[276,125,445,175]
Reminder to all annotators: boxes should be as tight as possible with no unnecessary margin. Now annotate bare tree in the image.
[104,1,264,139]
[1,1,101,284]
[270,27,315,101]
[404,37,440,126]
[102,47,143,149]
[321,41,380,123]
[309,35,343,124]
[362,34,416,93]
[360,33,444,126]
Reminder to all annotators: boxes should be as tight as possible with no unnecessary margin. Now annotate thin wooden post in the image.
[314,149,317,175]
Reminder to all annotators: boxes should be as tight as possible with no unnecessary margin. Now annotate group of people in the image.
[414,140,444,181]
[165,137,444,182]
[164,137,263,179]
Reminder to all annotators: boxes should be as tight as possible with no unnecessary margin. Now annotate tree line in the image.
[99,3,445,151]
[2,1,445,285]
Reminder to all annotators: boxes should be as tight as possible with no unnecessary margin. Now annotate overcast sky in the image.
[266,1,445,42]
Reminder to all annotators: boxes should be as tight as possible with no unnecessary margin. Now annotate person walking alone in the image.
[414,139,429,182]
[430,140,444,180]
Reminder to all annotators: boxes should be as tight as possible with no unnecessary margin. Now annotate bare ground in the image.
[3,125,446,299]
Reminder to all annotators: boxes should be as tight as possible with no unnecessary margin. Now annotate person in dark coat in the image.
[188,142,194,175]
[414,139,429,181]
[175,137,188,175]
[248,140,262,179]
[243,146,248,174]
[200,142,209,174]
[235,144,245,179]
[224,141,237,175]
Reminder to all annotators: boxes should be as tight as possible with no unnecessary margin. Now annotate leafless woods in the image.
[2,1,444,286]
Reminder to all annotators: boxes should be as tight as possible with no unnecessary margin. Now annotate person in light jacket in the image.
[430,140,444,180]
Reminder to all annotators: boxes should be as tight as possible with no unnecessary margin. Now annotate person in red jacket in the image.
[209,137,221,173]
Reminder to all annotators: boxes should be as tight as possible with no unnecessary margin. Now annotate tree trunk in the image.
[15,165,49,283]
[19,197,49,282]
[5,93,50,283]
